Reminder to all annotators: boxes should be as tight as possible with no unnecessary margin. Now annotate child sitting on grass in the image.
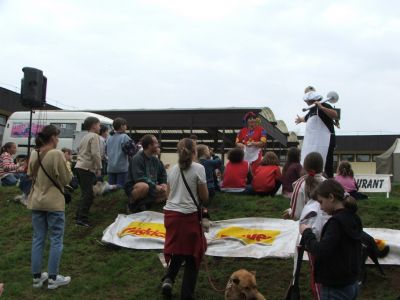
[196,144,222,198]
[251,151,282,196]
[221,147,252,193]
[281,147,302,198]
[335,161,368,200]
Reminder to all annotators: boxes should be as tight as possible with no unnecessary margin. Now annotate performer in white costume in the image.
[296,86,338,178]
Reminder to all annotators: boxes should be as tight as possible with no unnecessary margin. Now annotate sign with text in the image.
[354,174,392,193]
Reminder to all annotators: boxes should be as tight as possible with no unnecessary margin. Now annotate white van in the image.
[2,110,113,156]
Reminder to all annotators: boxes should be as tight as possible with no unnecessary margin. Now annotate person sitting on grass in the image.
[28,125,72,290]
[0,142,31,205]
[221,147,252,193]
[281,147,302,198]
[75,117,102,227]
[125,134,167,213]
[252,151,282,196]
[335,161,368,200]
[196,144,222,198]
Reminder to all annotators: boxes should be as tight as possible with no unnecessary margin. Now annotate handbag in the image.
[37,150,72,204]
[180,169,210,231]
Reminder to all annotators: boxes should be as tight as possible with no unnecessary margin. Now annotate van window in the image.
[50,123,77,138]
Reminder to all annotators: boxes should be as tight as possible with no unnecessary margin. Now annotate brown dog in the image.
[225,269,266,300]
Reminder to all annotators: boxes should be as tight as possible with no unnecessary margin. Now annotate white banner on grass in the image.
[101,212,400,264]
[101,211,298,258]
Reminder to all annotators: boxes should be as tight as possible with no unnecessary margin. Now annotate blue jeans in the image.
[321,282,359,300]
[108,172,128,188]
[31,210,65,277]
[1,173,32,195]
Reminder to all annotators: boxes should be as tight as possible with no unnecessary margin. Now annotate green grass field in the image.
[1,185,399,300]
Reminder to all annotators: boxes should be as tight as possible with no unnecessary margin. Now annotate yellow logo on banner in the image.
[118,222,166,239]
[215,227,280,245]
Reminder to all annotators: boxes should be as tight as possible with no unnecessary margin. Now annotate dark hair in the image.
[196,144,209,159]
[100,125,109,135]
[316,179,357,212]
[113,117,127,131]
[61,148,72,154]
[283,147,301,174]
[178,138,195,170]
[337,161,354,178]
[260,151,279,166]
[228,147,244,164]
[141,134,155,150]
[189,134,198,141]
[83,116,100,131]
[303,152,324,199]
[0,142,16,155]
[35,125,60,148]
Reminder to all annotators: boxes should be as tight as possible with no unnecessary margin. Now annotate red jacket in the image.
[252,165,281,193]
[222,161,249,189]
[236,126,267,145]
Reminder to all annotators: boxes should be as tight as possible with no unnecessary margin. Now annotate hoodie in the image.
[302,208,363,287]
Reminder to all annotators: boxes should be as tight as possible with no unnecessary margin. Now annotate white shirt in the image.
[164,162,207,214]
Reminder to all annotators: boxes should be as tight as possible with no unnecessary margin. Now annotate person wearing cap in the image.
[236,112,267,175]
[295,86,338,178]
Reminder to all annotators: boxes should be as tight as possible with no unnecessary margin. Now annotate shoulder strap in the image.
[180,169,202,220]
[37,150,64,195]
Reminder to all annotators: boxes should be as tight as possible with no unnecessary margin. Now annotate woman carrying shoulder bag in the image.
[161,138,209,300]
[27,125,72,289]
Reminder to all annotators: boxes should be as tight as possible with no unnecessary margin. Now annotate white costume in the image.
[300,91,331,169]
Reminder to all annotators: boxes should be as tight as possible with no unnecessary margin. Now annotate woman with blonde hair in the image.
[161,138,209,299]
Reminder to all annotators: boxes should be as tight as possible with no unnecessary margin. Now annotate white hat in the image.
[303,91,323,102]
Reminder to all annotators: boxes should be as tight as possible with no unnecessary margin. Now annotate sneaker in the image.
[75,220,91,228]
[32,272,48,288]
[48,275,71,289]
[161,277,173,296]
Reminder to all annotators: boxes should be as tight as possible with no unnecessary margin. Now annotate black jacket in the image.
[302,208,362,287]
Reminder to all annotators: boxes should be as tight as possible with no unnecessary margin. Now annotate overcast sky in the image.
[1,0,399,135]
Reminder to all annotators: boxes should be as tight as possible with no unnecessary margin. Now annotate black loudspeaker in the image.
[20,67,47,108]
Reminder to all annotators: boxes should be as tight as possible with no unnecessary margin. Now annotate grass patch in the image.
[1,185,400,299]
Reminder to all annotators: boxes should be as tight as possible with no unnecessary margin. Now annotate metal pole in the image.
[27,109,33,157]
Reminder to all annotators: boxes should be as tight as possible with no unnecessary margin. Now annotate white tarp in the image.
[101,212,400,264]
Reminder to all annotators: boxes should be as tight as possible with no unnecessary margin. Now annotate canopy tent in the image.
[376,138,400,182]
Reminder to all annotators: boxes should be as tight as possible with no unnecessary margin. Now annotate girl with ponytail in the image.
[300,179,362,299]
[161,138,209,299]
[27,125,72,289]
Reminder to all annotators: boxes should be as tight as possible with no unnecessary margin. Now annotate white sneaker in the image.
[32,272,48,288]
[47,275,71,289]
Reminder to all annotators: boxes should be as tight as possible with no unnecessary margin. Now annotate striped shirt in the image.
[0,152,18,179]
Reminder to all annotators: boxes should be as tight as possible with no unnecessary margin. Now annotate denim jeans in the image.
[1,173,32,195]
[321,282,359,300]
[31,210,65,277]
[108,172,128,188]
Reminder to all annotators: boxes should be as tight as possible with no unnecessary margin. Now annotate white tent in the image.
[376,138,400,182]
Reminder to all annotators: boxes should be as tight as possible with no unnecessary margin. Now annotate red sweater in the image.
[222,161,249,189]
[252,165,281,193]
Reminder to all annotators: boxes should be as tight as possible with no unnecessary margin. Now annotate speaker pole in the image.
[27,109,33,157]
